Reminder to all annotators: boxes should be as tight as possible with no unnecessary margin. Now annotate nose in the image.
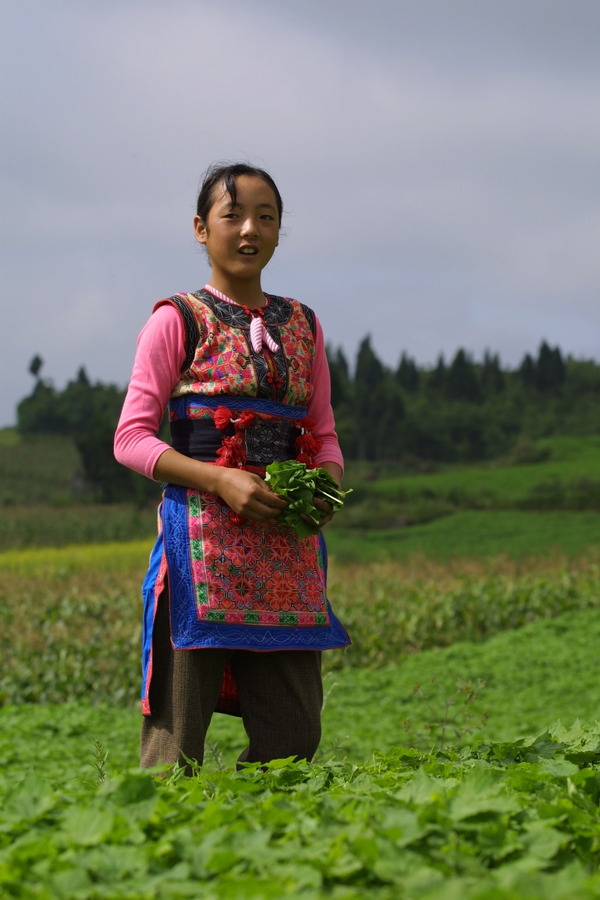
[240,216,259,238]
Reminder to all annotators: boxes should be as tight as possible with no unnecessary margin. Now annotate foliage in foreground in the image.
[1,723,599,899]
[2,603,599,898]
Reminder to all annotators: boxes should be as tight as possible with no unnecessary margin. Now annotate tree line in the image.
[16,358,163,504]
[330,338,599,464]
[15,341,600,501]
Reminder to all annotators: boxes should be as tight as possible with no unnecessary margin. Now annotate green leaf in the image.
[61,806,115,846]
[265,460,352,538]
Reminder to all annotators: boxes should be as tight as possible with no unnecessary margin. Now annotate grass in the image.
[0,504,158,550]
[327,509,600,563]
[2,432,600,555]
[334,436,600,547]
[162,606,600,768]
[0,538,153,575]
[359,435,600,505]
[0,432,84,505]
[322,607,600,761]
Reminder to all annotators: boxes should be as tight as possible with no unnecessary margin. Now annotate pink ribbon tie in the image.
[249,315,279,354]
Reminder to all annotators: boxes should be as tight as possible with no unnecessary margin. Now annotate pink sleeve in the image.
[306,315,344,471]
[114,304,186,480]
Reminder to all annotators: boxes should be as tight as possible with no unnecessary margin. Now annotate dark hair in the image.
[196,163,283,225]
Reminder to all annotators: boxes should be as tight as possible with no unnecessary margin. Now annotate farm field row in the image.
[3,606,598,777]
[1,453,599,899]
[2,541,599,703]
[1,608,599,898]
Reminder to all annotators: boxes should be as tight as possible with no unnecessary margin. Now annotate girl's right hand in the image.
[153,449,287,522]
[212,467,288,522]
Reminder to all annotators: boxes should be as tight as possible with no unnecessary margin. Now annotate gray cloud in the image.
[1,0,599,426]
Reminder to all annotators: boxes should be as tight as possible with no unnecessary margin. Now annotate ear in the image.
[194,215,208,244]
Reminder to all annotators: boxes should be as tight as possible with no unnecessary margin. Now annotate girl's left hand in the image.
[300,462,342,529]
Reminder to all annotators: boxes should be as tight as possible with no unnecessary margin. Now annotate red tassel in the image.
[295,432,322,457]
[235,410,255,430]
[213,406,233,430]
[298,416,317,431]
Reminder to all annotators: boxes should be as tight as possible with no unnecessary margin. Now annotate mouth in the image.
[239,245,258,256]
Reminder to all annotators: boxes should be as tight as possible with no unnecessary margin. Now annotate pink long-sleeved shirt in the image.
[114,302,343,480]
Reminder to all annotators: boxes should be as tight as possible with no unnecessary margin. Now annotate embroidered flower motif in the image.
[213,558,233,578]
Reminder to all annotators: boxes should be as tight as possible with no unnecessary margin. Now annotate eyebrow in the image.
[229,200,277,211]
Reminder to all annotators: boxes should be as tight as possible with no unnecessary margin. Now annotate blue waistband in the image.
[169,395,308,420]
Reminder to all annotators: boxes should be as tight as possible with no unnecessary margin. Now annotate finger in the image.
[256,487,288,508]
[241,494,286,521]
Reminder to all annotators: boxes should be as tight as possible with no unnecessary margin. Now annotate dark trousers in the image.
[140,596,323,772]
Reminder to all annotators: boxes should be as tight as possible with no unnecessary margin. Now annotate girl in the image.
[115,163,350,772]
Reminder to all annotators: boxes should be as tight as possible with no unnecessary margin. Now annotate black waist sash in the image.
[168,396,308,467]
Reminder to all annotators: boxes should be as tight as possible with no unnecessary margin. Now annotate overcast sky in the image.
[1,0,599,427]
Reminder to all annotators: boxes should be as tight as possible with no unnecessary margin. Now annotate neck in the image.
[206,275,266,309]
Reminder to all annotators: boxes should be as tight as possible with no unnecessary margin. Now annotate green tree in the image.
[28,354,44,381]
[353,336,387,460]
[481,351,505,395]
[396,352,420,392]
[17,380,67,434]
[74,411,133,503]
[535,341,566,391]
[428,354,447,394]
[446,349,481,403]
[517,353,536,390]
[327,345,351,408]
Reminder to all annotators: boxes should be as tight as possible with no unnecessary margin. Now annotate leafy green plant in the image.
[0,723,598,899]
[265,460,352,538]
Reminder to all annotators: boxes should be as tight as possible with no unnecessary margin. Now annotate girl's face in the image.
[194,175,280,288]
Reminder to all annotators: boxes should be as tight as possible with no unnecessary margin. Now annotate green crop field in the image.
[1,432,599,897]
[327,509,600,563]
[1,607,599,899]
[358,435,600,505]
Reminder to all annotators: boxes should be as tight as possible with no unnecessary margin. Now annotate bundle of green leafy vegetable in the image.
[265,460,352,538]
